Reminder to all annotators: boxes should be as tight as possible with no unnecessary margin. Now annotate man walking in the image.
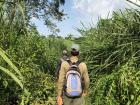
[55,49,69,81]
[57,44,90,105]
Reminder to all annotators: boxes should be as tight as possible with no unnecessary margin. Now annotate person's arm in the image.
[57,61,66,96]
[82,63,90,95]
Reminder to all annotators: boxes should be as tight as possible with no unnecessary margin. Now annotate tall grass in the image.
[79,9,140,105]
[0,1,65,104]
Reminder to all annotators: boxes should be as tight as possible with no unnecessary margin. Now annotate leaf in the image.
[0,48,23,78]
[0,65,23,89]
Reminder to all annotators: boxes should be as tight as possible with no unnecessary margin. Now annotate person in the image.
[57,44,90,105]
[55,49,69,81]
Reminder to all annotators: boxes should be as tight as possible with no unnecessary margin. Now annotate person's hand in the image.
[57,96,63,105]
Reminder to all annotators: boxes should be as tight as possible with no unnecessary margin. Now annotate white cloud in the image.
[73,0,126,19]
[71,0,140,30]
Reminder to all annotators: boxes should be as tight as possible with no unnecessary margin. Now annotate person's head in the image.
[71,44,80,56]
[62,50,68,56]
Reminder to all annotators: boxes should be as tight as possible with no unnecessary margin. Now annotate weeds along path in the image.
[79,9,140,105]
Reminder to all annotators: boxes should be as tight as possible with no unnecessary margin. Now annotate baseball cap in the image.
[71,44,80,52]
[62,50,67,55]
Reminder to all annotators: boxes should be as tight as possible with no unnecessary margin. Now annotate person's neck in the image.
[71,56,78,58]
[70,56,78,62]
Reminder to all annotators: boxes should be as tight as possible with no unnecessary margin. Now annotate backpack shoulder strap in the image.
[66,59,72,65]
[75,60,81,66]
[66,60,81,66]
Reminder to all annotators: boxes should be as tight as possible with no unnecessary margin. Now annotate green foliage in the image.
[0,0,66,104]
[0,48,29,105]
[20,67,56,105]
[0,48,23,78]
[79,9,140,104]
[0,28,66,104]
[1,0,140,104]
[0,0,65,34]
[0,1,66,104]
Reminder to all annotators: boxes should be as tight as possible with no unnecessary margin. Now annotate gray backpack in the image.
[65,61,83,98]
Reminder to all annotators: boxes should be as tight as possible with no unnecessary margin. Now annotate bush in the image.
[79,9,140,105]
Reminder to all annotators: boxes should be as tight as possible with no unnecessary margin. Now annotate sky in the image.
[31,0,140,37]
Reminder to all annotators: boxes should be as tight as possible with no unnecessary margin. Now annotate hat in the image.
[71,44,80,52]
[62,50,67,55]
[71,44,80,56]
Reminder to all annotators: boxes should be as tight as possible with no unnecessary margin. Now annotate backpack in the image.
[64,60,83,98]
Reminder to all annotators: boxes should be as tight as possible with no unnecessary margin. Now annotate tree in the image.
[0,0,65,31]
[25,0,65,30]
[65,34,74,40]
